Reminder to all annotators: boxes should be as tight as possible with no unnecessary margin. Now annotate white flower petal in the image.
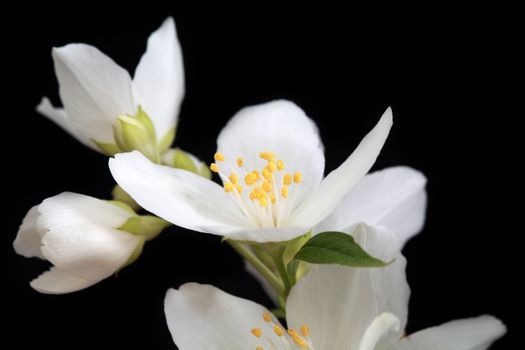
[286,225,409,350]
[38,192,139,281]
[134,17,184,140]
[391,315,506,350]
[359,312,401,350]
[52,43,137,144]
[109,151,251,237]
[36,97,97,150]
[30,266,97,294]
[217,100,325,219]
[289,107,393,228]
[13,206,45,259]
[314,166,427,247]
[165,283,285,350]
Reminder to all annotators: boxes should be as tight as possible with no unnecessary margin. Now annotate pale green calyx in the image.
[93,107,177,160]
[113,106,160,163]
[112,185,141,211]
[118,215,171,241]
[162,148,212,179]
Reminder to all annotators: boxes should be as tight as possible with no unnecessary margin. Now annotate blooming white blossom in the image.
[164,225,506,350]
[13,192,142,294]
[37,17,184,154]
[109,100,393,242]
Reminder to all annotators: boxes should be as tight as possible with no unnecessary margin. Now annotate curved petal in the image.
[359,312,401,350]
[286,225,409,350]
[165,283,286,350]
[36,97,97,150]
[109,151,251,237]
[315,166,427,246]
[13,206,45,259]
[38,192,139,281]
[391,315,506,350]
[52,43,137,144]
[30,266,97,294]
[217,100,325,220]
[289,107,393,228]
[134,17,184,140]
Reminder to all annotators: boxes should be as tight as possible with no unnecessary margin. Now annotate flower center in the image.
[209,151,302,228]
[250,312,315,350]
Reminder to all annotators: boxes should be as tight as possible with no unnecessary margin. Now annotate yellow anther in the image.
[256,347,264,350]
[270,194,276,204]
[250,188,264,201]
[268,160,277,172]
[287,329,298,337]
[236,157,244,167]
[210,163,220,173]
[283,174,292,186]
[259,152,275,161]
[277,159,284,171]
[236,184,243,194]
[259,197,268,208]
[252,170,260,181]
[224,182,234,193]
[262,167,272,181]
[245,173,256,186]
[263,312,272,323]
[300,324,309,337]
[251,328,262,338]
[293,335,308,348]
[294,172,302,184]
[214,152,225,161]
[273,325,284,337]
[229,172,239,184]
[262,180,272,193]
[281,186,289,198]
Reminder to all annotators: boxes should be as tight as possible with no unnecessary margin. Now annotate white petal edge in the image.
[315,166,427,247]
[391,315,506,350]
[13,206,45,259]
[289,107,393,228]
[38,192,139,281]
[30,266,97,294]
[36,97,97,150]
[286,227,409,350]
[134,17,184,140]
[109,151,251,237]
[359,312,401,350]
[165,283,285,350]
[52,43,137,144]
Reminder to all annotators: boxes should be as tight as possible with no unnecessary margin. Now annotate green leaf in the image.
[293,231,389,267]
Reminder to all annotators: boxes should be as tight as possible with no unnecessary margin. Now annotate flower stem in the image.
[269,245,292,296]
[227,240,285,296]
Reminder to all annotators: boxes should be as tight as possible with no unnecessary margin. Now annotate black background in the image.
[3,8,517,349]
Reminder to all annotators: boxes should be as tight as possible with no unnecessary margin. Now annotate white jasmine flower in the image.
[164,225,505,350]
[37,17,183,155]
[13,192,142,294]
[109,100,393,242]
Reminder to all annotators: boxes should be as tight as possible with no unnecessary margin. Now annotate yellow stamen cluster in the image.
[251,313,312,350]
[209,151,303,207]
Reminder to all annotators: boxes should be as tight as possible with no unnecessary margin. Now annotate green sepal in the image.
[158,126,176,154]
[105,200,137,216]
[93,140,121,156]
[118,215,171,241]
[172,148,198,173]
[111,185,141,211]
[293,231,389,267]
